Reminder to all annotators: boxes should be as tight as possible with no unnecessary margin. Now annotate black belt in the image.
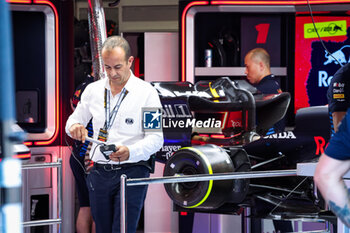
[94,160,150,170]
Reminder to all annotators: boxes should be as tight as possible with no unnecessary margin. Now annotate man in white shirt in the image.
[66,36,164,233]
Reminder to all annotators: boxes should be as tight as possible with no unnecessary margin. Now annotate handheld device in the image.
[85,136,117,160]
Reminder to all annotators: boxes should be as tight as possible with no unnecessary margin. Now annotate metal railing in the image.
[21,159,62,230]
[119,169,298,233]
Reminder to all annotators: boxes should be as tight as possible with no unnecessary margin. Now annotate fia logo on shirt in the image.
[142,108,162,131]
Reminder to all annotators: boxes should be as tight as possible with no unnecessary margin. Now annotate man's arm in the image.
[65,83,93,141]
[314,154,350,227]
[332,111,347,132]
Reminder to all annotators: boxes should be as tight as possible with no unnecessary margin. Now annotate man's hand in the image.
[69,123,88,143]
[110,146,130,162]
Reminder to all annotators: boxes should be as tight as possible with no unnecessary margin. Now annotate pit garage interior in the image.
[2,0,350,233]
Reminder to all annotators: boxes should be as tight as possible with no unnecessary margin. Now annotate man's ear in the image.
[128,56,134,68]
[259,61,265,71]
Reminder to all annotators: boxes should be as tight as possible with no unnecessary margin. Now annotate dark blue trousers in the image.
[86,165,150,233]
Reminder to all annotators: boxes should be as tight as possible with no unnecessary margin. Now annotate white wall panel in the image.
[145,32,179,82]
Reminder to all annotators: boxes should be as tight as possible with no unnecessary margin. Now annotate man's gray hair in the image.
[102,36,131,60]
[247,48,270,69]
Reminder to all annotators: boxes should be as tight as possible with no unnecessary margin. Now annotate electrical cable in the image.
[64,133,105,175]
[307,0,344,67]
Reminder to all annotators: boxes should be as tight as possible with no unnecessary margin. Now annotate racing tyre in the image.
[163,144,235,209]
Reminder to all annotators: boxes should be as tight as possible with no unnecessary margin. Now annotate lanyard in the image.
[104,88,128,130]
